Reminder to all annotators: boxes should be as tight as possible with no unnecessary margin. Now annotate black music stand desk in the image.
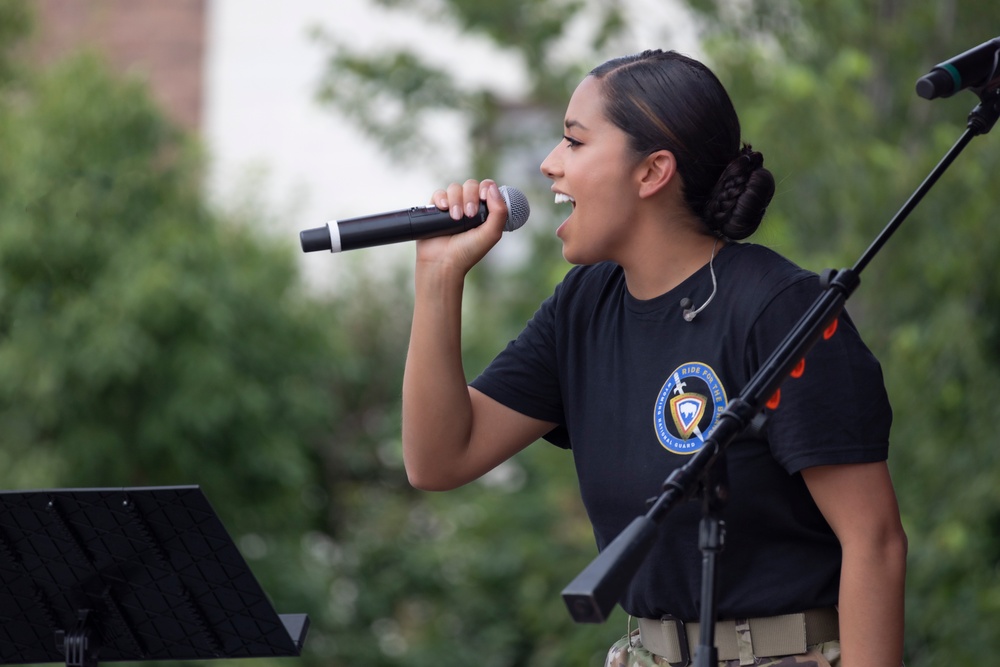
[0,486,308,667]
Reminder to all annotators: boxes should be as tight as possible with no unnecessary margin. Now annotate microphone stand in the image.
[561,79,1000,665]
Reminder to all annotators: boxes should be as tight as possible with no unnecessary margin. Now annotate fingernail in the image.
[451,205,462,220]
[438,197,448,209]
[465,202,477,218]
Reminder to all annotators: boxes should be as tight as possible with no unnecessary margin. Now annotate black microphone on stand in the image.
[300,185,530,253]
[916,36,1000,99]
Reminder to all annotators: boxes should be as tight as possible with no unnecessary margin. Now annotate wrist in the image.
[413,257,468,308]
[415,254,469,285]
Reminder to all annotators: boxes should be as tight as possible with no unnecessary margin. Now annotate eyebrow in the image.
[564,119,589,131]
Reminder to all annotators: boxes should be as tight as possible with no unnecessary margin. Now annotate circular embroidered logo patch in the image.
[653,362,728,454]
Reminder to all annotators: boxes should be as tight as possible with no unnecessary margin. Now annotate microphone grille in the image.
[499,185,530,232]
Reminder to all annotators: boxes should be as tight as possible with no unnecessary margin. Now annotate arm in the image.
[402,180,556,491]
[801,461,907,667]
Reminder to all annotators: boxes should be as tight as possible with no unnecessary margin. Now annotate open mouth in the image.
[554,193,576,206]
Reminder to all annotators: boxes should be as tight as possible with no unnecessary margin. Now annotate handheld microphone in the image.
[916,36,1000,99]
[300,185,530,253]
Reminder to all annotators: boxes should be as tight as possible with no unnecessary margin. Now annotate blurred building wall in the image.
[30,0,206,131]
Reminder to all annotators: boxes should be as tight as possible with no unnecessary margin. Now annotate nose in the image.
[540,143,561,180]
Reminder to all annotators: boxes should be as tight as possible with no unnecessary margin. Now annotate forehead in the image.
[564,76,609,128]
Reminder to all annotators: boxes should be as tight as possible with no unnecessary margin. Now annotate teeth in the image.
[554,193,575,205]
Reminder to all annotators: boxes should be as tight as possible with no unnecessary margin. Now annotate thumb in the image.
[483,182,509,233]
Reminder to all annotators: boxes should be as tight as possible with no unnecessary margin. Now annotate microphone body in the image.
[300,185,529,253]
[916,36,1000,99]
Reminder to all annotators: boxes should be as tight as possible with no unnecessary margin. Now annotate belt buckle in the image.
[660,615,690,667]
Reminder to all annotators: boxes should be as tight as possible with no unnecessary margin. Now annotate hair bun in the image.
[703,144,775,240]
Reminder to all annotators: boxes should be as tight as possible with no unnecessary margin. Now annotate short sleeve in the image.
[746,276,892,473]
[470,284,567,444]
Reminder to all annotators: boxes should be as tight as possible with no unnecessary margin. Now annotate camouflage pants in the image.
[604,630,841,667]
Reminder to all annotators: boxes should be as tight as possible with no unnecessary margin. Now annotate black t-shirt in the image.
[470,242,892,620]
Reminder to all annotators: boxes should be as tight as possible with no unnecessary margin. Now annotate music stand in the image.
[0,486,309,667]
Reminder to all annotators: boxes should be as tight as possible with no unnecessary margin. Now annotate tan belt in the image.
[637,608,838,666]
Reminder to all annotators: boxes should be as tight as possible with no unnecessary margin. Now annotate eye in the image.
[562,135,582,149]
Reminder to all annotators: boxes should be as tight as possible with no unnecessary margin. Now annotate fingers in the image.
[420,179,506,272]
[430,179,499,220]
[459,180,477,218]
[446,182,465,220]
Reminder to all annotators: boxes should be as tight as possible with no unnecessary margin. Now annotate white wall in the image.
[203,0,698,288]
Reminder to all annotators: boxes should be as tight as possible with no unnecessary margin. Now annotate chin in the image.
[559,239,579,264]
[561,245,600,266]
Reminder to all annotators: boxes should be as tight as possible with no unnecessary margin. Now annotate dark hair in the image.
[589,50,774,240]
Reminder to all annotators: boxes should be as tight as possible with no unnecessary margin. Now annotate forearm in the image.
[837,530,907,667]
[402,260,475,488]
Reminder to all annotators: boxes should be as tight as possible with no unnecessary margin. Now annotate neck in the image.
[621,231,722,301]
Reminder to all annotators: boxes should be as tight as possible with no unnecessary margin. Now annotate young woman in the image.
[402,50,906,667]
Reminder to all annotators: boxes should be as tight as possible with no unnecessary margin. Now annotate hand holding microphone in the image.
[300,181,530,254]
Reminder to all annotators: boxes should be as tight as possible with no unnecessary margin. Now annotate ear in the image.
[635,150,678,199]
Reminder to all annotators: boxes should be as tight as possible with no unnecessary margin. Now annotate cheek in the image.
[578,183,621,223]
[572,201,622,252]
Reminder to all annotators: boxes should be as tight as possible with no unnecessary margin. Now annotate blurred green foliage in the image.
[0,9,339,667]
[0,2,613,666]
[4,0,1000,666]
